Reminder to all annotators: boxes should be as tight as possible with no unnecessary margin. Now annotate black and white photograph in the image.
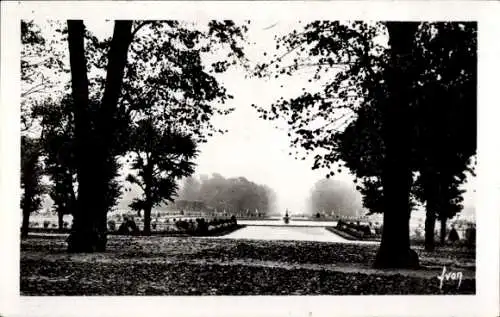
[1,1,500,317]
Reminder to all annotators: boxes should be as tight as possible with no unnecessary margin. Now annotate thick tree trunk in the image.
[374,22,420,269]
[58,210,64,231]
[66,20,132,252]
[66,20,103,252]
[143,203,152,235]
[21,210,30,239]
[424,208,436,251]
[95,20,134,242]
[142,158,154,235]
[440,218,447,245]
[21,143,40,239]
[422,170,438,251]
[375,170,417,268]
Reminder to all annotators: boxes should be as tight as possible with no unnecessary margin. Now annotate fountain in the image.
[283,210,290,224]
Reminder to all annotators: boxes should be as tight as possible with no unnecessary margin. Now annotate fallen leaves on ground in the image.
[20,235,475,295]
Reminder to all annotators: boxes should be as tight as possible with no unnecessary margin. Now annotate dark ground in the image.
[20,234,475,295]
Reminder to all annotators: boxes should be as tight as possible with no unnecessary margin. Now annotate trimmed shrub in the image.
[117,218,139,235]
[335,220,378,238]
[175,220,190,231]
[195,218,208,234]
[108,220,116,231]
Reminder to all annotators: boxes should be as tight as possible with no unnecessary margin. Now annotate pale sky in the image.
[35,20,475,216]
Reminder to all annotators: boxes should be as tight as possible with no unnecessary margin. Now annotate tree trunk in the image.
[374,22,420,269]
[58,210,64,231]
[66,20,104,252]
[66,20,132,252]
[375,170,417,268]
[21,140,40,239]
[424,208,436,251]
[143,203,152,235]
[142,157,154,235]
[440,218,447,245]
[21,210,30,239]
[95,20,134,242]
[422,170,438,251]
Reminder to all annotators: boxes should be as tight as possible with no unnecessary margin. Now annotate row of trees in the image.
[307,178,362,218]
[334,23,476,251]
[21,19,476,269]
[21,20,249,247]
[253,22,476,267]
[177,174,277,215]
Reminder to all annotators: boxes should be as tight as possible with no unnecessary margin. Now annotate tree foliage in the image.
[336,22,477,250]
[21,136,46,237]
[178,174,277,215]
[411,22,477,230]
[113,21,249,233]
[252,21,387,174]
[252,22,475,252]
[126,119,198,233]
[33,96,77,224]
[251,21,475,267]
[23,19,250,251]
[21,20,68,132]
[308,178,362,217]
[119,20,249,144]
[251,21,475,193]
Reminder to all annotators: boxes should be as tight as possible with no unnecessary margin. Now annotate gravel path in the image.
[215,225,350,243]
[236,220,339,227]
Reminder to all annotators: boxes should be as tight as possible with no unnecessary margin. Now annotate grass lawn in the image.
[20,234,475,295]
